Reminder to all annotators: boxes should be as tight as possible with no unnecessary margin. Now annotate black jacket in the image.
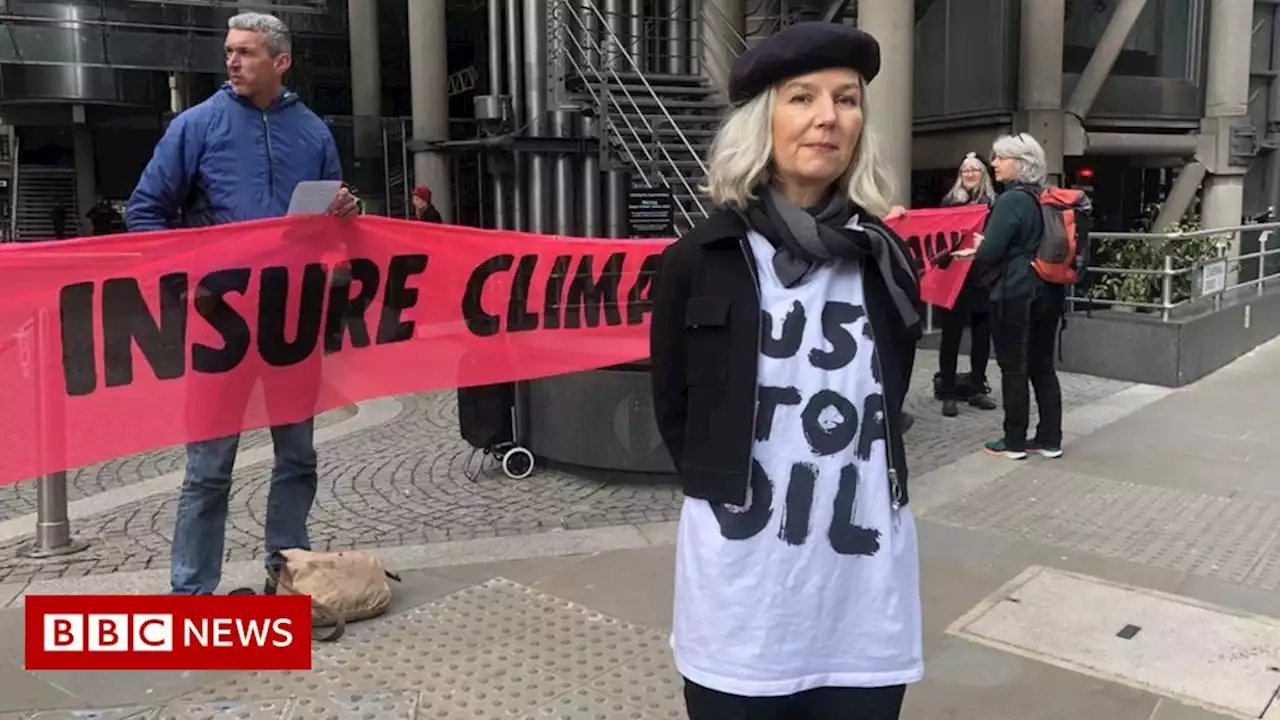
[649,208,922,509]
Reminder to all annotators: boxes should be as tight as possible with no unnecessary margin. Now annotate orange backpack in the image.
[1017,186,1094,286]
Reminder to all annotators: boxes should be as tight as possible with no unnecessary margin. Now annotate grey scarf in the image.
[741,187,921,329]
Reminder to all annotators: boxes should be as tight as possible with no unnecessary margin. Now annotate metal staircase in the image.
[551,0,743,234]
[14,166,77,241]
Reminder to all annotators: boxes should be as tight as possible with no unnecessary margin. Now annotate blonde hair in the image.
[702,82,896,217]
[944,152,995,205]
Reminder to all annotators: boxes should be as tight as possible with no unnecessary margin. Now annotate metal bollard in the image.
[18,308,88,559]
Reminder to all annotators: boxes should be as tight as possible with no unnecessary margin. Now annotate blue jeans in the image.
[170,419,318,595]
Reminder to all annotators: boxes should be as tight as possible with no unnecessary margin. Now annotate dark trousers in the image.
[991,288,1065,451]
[685,680,906,720]
[938,285,992,397]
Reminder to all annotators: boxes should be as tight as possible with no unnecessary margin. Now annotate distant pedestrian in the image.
[126,11,359,596]
[934,152,998,417]
[411,185,443,223]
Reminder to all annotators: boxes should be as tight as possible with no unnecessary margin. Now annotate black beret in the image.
[728,22,881,106]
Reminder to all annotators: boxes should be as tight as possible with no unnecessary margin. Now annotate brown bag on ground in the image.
[271,548,402,642]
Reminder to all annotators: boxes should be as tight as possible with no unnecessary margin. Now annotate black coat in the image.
[648,208,922,509]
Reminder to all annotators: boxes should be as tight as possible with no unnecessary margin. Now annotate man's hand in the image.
[327,187,360,219]
[884,205,908,221]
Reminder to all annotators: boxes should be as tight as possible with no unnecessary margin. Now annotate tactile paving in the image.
[155,699,292,720]
[588,646,685,719]
[1244,536,1280,591]
[290,692,418,719]
[927,468,1280,587]
[524,687,663,720]
[167,577,683,719]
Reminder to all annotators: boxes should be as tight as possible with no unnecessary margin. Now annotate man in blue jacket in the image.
[127,11,359,595]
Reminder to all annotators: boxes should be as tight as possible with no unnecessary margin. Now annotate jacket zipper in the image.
[739,238,763,487]
[863,286,903,511]
[262,111,275,197]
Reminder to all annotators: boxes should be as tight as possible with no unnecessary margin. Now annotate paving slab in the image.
[949,566,1280,718]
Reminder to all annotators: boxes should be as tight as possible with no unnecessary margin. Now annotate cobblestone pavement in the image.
[0,405,357,522]
[0,351,1132,584]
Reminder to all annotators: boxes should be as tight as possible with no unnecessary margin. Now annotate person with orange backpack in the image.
[957,133,1091,460]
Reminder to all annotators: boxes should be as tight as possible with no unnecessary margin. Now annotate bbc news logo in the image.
[25,595,313,670]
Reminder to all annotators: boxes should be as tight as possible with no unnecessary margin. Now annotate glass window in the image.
[1064,0,1196,78]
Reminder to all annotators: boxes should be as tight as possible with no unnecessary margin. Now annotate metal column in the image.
[605,0,631,232]
[524,0,551,233]
[553,110,577,236]
[348,0,384,215]
[666,0,688,75]
[71,113,95,237]
[857,0,913,207]
[605,166,631,237]
[626,0,645,71]
[505,0,527,230]
[486,0,509,229]
[1018,0,1065,185]
[1200,0,1253,231]
[1268,5,1280,215]
[408,0,452,223]
[581,117,603,236]
[700,0,744,97]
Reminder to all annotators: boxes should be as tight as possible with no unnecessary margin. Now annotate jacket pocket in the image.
[684,296,731,386]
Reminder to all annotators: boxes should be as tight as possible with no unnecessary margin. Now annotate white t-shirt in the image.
[671,229,923,698]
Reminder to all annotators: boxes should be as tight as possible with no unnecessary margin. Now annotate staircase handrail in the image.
[556,15,703,228]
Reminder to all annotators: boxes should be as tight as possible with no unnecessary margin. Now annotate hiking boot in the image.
[983,440,1027,460]
[942,399,958,417]
[968,393,997,410]
[1028,440,1064,459]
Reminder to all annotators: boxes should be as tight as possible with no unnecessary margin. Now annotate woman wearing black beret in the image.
[649,20,923,720]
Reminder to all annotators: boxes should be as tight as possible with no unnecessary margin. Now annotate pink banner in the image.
[886,205,989,309]
[0,216,666,486]
[0,206,990,486]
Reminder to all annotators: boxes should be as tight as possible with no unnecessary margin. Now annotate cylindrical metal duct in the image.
[626,0,645,71]
[505,0,527,230]
[605,170,631,238]
[524,0,551,233]
[604,0,626,71]
[666,0,688,75]
[578,0,600,70]
[581,117,603,237]
[553,110,578,236]
[487,0,510,230]
[1083,132,1197,157]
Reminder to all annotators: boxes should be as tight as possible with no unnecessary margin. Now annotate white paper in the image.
[286,180,343,216]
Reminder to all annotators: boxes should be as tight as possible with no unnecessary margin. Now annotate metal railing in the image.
[1069,222,1280,321]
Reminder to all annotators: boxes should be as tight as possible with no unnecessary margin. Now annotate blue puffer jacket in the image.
[126,83,342,231]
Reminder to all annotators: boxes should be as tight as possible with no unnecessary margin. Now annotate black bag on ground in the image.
[457,383,515,449]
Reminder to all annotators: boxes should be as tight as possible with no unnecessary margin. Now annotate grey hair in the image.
[702,83,896,217]
[944,152,995,205]
[990,133,1047,185]
[228,12,292,56]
